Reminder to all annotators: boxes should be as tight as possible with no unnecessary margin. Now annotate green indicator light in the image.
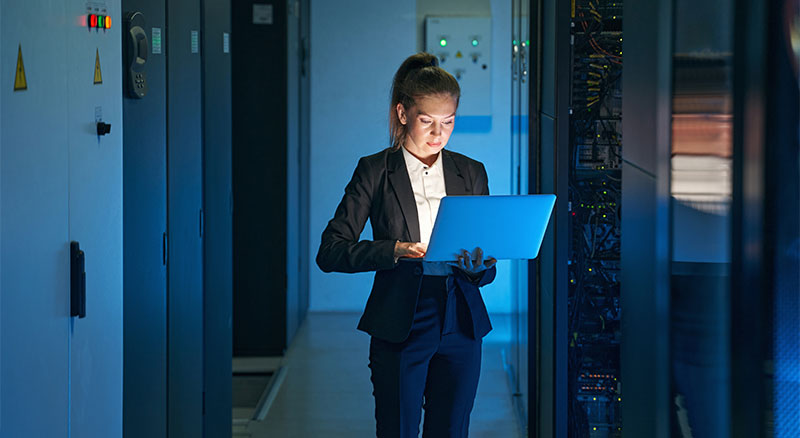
[439,38,447,47]
[472,39,479,47]
[513,39,518,45]
[97,15,104,28]
[526,40,530,45]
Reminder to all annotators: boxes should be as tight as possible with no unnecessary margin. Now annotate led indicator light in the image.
[98,15,105,28]
[472,39,479,47]
[89,14,98,28]
[439,38,447,47]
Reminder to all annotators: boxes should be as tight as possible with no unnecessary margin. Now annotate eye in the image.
[442,119,454,125]
[420,119,433,124]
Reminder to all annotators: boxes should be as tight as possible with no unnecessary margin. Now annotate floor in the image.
[234,312,521,438]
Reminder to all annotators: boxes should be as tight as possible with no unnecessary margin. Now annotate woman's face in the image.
[397,93,457,159]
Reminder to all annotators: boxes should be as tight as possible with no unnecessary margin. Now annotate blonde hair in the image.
[389,52,460,150]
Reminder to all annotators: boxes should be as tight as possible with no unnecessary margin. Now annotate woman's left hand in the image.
[447,247,497,275]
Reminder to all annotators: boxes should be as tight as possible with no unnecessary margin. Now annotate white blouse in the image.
[401,146,452,276]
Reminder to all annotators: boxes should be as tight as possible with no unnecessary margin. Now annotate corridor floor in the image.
[236,312,521,437]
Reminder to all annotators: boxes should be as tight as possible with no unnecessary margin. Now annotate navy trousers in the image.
[368,275,482,438]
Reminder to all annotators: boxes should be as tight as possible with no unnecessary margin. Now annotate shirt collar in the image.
[401,146,443,173]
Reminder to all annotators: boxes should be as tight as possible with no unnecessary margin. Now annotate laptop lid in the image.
[423,194,556,262]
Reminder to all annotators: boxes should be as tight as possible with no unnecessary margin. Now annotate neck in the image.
[404,146,440,167]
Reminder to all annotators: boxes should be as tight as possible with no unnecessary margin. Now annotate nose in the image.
[431,122,442,136]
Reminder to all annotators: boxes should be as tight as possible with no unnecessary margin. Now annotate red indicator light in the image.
[89,14,98,28]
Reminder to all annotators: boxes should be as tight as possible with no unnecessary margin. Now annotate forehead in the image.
[412,94,457,116]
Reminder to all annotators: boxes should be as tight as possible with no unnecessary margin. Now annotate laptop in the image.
[423,194,556,262]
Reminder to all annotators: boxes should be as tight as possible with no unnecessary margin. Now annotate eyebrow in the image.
[418,112,456,118]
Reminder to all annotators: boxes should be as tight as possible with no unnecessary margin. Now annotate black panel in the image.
[122,0,167,436]
[232,0,288,356]
[167,0,204,434]
[619,163,670,437]
[619,0,673,176]
[201,0,233,435]
[540,0,555,117]
[297,0,311,344]
[531,0,571,434]
[764,1,800,434]
[619,0,672,436]
[730,0,792,435]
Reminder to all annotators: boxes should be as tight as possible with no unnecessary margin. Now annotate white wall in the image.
[309,0,512,313]
[309,0,417,311]
[417,0,513,313]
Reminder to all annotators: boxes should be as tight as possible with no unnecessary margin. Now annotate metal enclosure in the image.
[202,0,234,434]
[121,0,168,436]
[1,0,124,435]
[620,0,673,436]
[528,0,571,435]
[166,0,205,434]
[286,0,311,348]
[232,0,290,356]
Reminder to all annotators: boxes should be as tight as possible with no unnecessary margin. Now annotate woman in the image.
[316,52,497,438]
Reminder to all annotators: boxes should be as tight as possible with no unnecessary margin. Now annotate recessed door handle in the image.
[70,241,86,318]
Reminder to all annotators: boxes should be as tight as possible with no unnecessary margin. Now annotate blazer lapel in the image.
[386,148,421,242]
[442,150,468,196]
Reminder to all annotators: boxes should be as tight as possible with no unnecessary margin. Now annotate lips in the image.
[427,142,442,147]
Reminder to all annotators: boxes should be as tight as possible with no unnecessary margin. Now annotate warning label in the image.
[14,44,27,91]
[94,48,103,84]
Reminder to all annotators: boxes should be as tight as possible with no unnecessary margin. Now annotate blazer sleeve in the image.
[452,161,497,285]
[316,157,397,273]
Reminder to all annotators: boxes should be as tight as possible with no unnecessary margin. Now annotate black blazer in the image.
[316,147,496,343]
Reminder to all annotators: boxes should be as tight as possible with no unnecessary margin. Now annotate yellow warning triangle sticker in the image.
[14,44,27,91]
[93,48,103,85]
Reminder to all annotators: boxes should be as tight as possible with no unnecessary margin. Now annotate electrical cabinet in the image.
[1,0,123,435]
[425,17,492,121]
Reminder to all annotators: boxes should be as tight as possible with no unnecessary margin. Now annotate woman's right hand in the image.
[394,241,428,259]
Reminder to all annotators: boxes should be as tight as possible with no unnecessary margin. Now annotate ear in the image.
[396,102,408,125]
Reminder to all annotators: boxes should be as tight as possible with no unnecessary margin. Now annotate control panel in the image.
[424,17,491,119]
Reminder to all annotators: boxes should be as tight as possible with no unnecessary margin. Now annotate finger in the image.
[474,247,484,266]
[485,257,497,268]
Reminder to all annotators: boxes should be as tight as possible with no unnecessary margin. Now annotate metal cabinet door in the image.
[0,1,72,436]
[66,0,124,436]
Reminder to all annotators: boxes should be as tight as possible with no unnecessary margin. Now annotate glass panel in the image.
[568,0,623,436]
[508,0,531,429]
[771,2,800,435]
[669,0,733,435]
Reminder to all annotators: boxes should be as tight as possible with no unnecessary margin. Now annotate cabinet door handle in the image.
[70,241,86,318]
